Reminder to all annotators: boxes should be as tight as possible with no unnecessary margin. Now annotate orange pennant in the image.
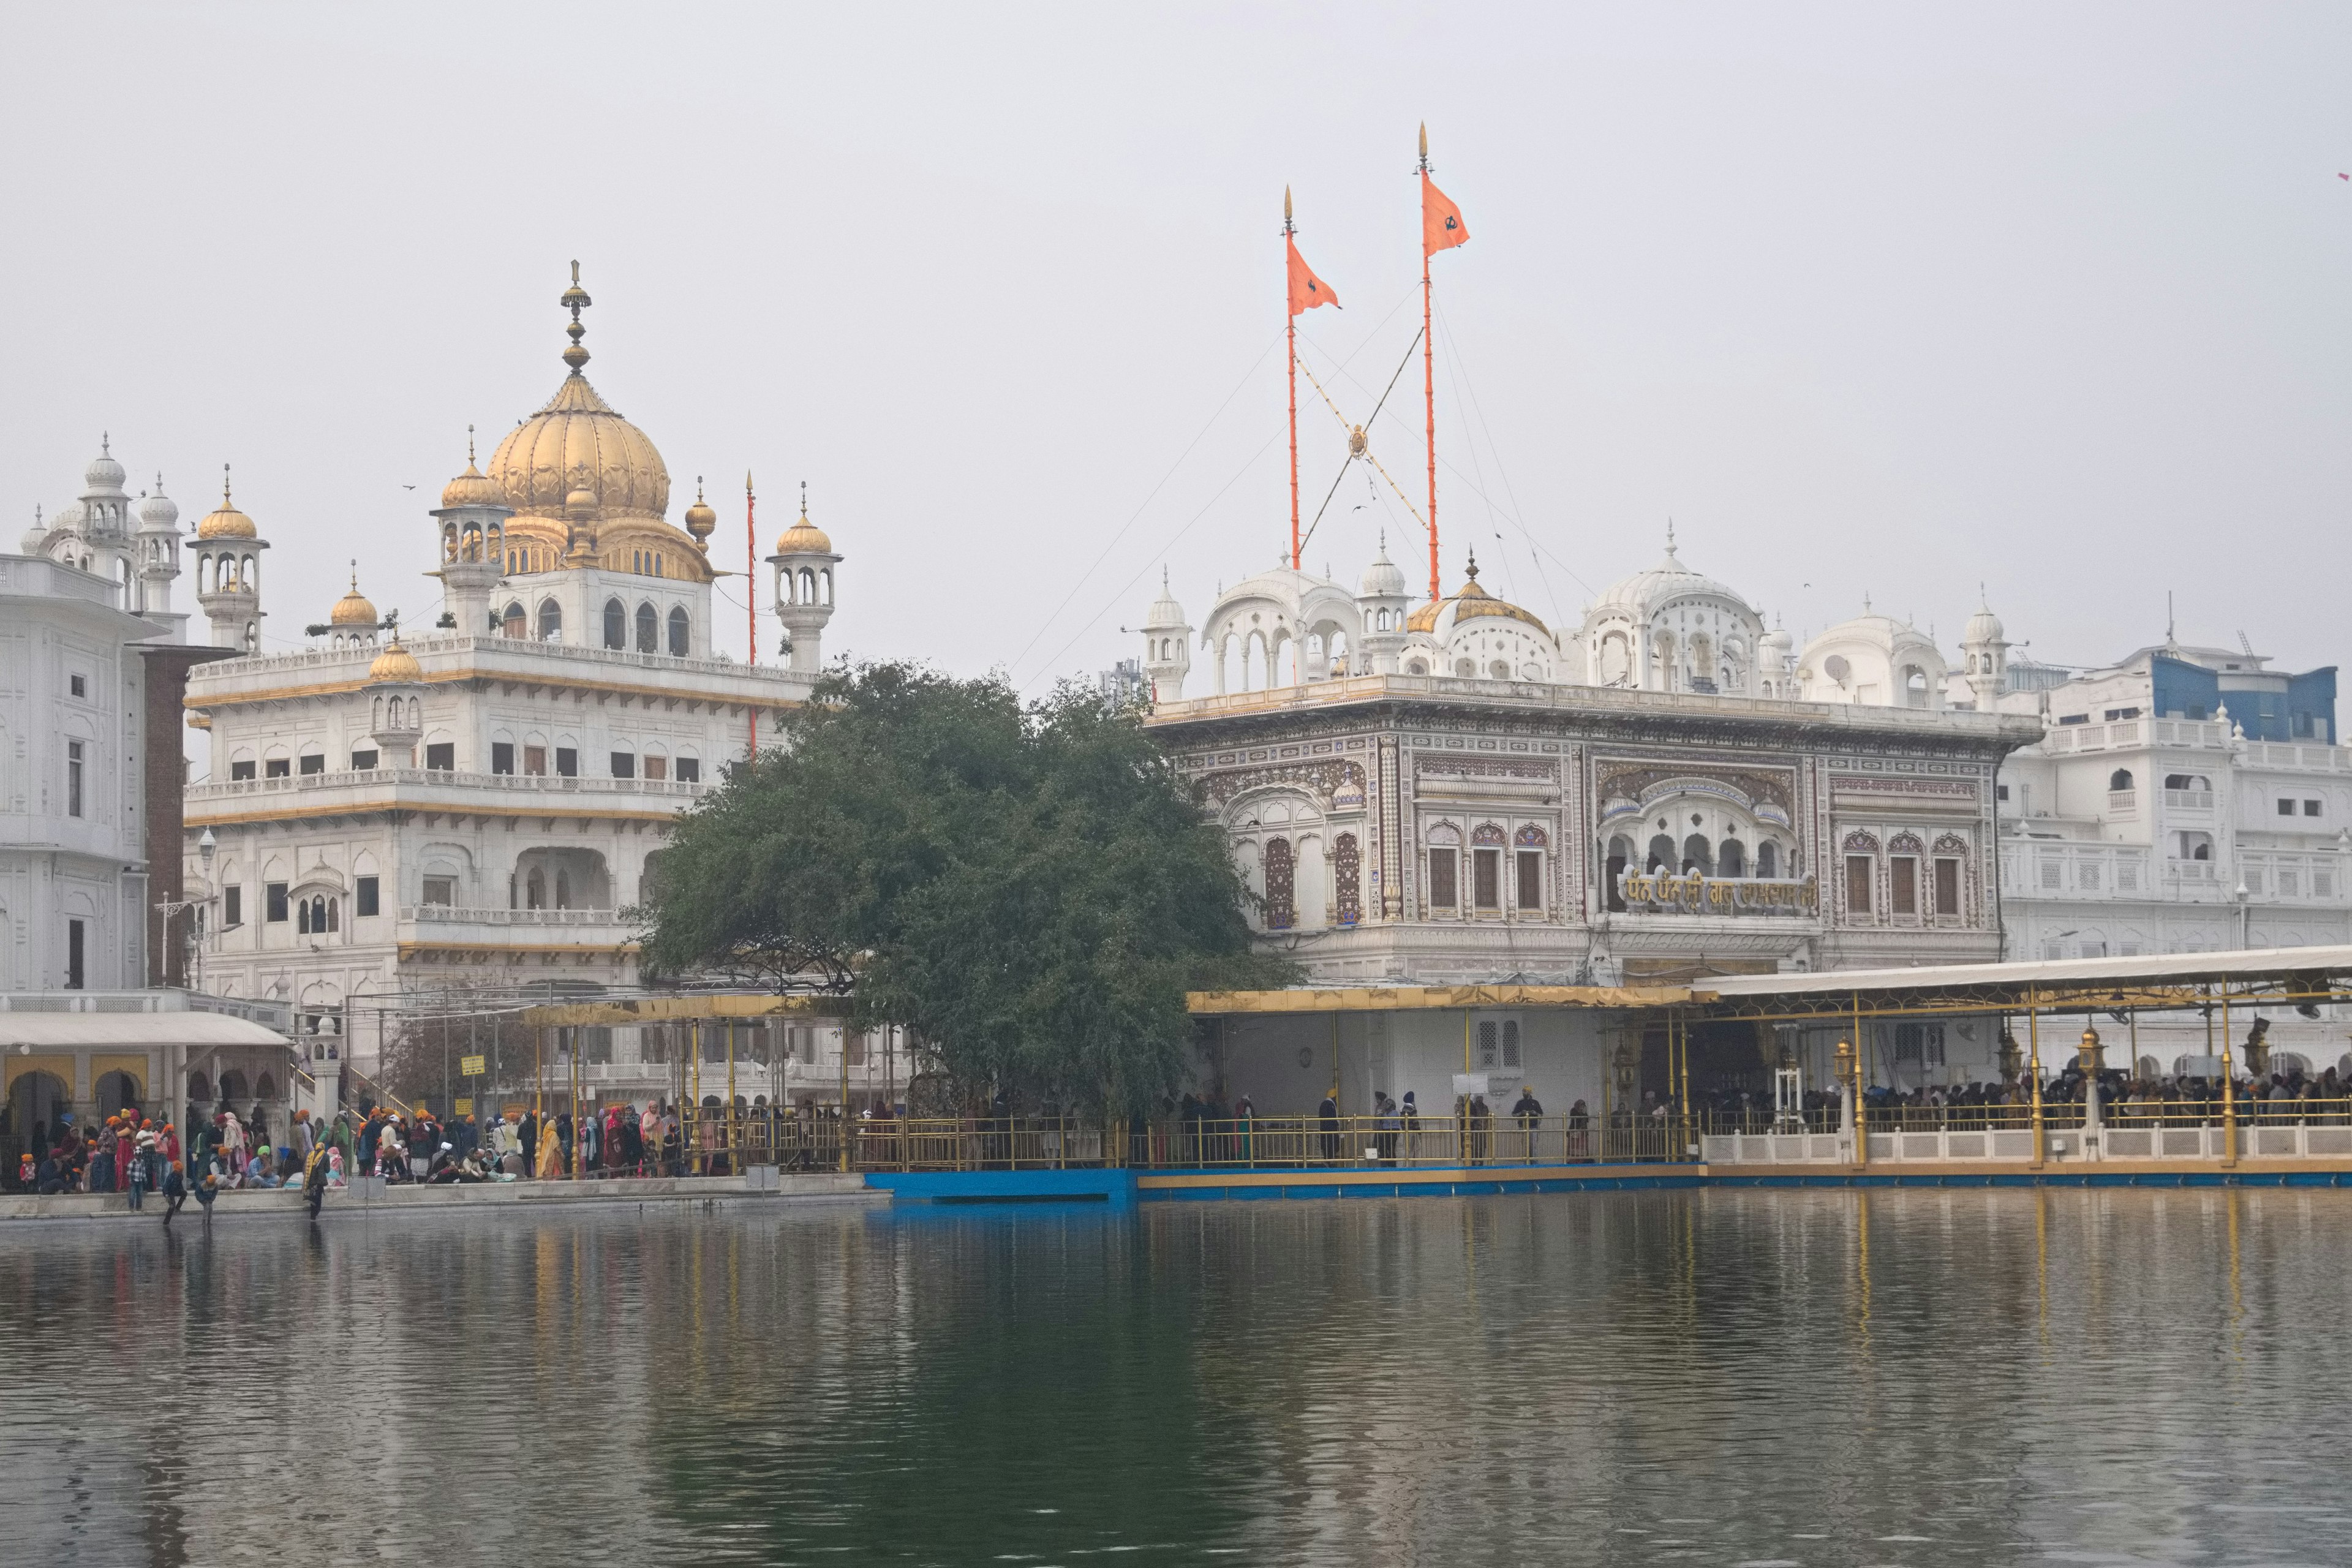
[1286,235,1340,316]
[1422,173,1469,257]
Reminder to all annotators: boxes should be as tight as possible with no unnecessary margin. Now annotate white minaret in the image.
[1141,568,1192,700]
[366,638,428,767]
[768,482,841,674]
[432,427,512,634]
[135,473,185,636]
[1961,592,2008,696]
[78,436,135,585]
[1355,535,1409,675]
[193,466,268,653]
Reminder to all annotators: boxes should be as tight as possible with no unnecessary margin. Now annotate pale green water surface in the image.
[2,1187,2348,1566]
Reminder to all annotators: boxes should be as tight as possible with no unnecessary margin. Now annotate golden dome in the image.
[1404,556,1548,637]
[440,428,505,510]
[329,573,379,627]
[774,519,833,554]
[195,466,257,539]
[774,484,833,554]
[1449,578,1550,634]
[488,373,671,522]
[368,639,423,683]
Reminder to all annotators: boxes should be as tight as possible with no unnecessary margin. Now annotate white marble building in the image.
[178,272,848,1104]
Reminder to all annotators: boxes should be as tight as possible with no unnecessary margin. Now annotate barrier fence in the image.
[545,1095,2352,1180]
[661,1107,1697,1173]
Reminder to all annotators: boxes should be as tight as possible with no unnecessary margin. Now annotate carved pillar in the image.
[1379,734,1404,919]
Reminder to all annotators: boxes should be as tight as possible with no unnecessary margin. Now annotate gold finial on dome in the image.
[330,562,379,627]
[195,462,258,540]
[560,260,592,372]
[683,475,717,550]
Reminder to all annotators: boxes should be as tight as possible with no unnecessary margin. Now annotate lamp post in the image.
[2079,1021,2105,1153]
[1833,1035,1856,1163]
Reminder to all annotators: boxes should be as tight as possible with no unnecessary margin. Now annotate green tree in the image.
[638,662,1289,1112]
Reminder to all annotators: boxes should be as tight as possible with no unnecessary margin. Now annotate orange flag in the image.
[1286,235,1340,316]
[1422,173,1469,257]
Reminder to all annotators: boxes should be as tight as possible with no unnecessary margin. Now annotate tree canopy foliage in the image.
[638,662,1289,1111]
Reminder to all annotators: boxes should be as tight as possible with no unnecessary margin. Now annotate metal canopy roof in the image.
[0,1012,291,1050]
[1694,944,2352,1002]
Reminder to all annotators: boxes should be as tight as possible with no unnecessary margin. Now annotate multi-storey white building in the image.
[178,271,850,1104]
[5,450,292,1156]
[1986,633,2349,1076]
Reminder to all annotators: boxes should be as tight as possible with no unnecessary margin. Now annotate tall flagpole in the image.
[1285,187,1300,570]
[746,472,758,760]
[1419,124,1440,603]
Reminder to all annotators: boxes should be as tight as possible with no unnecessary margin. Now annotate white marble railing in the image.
[187,767,707,804]
[2003,844,2347,902]
[402,905,635,927]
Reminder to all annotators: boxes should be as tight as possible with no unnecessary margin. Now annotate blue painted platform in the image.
[864,1168,1138,1206]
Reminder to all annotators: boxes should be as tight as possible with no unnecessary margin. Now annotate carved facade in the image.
[1148,679,2040,985]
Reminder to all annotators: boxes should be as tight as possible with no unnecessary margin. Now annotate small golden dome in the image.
[441,428,505,510]
[368,639,423,682]
[774,484,832,554]
[774,519,832,554]
[195,466,257,540]
[1403,555,1548,637]
[683,476,717,546]
[329,573,379,627]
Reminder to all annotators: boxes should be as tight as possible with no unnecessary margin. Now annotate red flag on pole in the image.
[1422,175,1469,257]
[1287,236,1340,316]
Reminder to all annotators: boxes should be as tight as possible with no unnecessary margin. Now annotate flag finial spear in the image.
[1284,186,1293,232]
[1418,122,1429,172]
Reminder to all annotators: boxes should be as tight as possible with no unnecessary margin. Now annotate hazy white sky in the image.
[6,4,2350,696]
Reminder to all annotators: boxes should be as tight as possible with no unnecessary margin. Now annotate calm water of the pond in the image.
[4,1188,2348,1566]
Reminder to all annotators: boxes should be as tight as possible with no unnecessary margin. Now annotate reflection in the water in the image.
[4,1189,2350,1566]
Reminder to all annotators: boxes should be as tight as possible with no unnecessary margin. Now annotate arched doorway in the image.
[95,1069,143,1119]
[217,1069,248,1106]
[5,1070,72,1185]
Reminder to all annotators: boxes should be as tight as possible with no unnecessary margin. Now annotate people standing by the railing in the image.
[1468,1094,1492,1164]
[1375,1095,1399,1163]
[1317,1093,1340,1163]
[1510,1087,1543,1163]
[555,1109,575,1177]
[1400,1091,1420,1161]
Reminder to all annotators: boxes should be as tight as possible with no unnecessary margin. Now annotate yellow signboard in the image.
[459,1054,487,1077]
[453,1097,474,1117]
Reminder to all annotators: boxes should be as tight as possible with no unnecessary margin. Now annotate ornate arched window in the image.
[1334,833,1361,926]
[1262,837,1295,929]
[538,599,563,641]
[603,598,627,650]
[635,601,658,653]
[668,606,689,656]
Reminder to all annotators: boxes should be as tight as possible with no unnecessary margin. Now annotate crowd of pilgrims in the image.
[8,1096,875,1199]
[1694,1063,2352,1128]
